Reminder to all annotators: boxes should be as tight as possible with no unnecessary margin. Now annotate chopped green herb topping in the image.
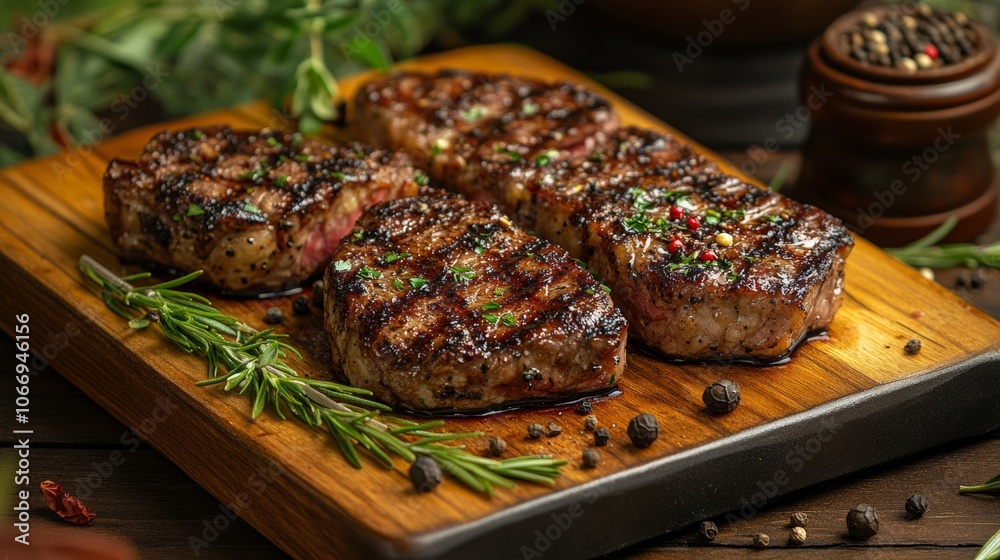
[462,105,486,122]
[266,136,281,148]
[290,134,302,147]
[493,286,509,297]
[501,312,517,327]
[384,252,411,264]
[187,204,205,217]
[191,129,204,140]
[493,144,521,162]
[393,278,404,290]
[414,171,429,186]
[275,176,288,187]
[521,101,539,115]
[483,313,499,325]
[294,154,310,163]
[172,213,181,222]
[243,202,262,214]
[450,265,475,283]
[601,284,611,294]
[333,260,351,272]
[409,277,427,289]
[357,266,381,280]
[481,302,501,311]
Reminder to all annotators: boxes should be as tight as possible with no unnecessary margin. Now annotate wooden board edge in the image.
[402,349,1000,559]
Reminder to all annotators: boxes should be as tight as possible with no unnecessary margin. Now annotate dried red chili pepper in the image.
[40,480,96,525]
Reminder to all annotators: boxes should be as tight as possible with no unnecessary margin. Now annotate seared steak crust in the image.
[353,73,854,360]
[104,126,421,294]
[324,195,627,410]
[351,70,618,194]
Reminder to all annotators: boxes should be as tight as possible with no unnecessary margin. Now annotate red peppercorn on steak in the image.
[352,71,854,361]
[324,195,628,410]
[104,126,422,294]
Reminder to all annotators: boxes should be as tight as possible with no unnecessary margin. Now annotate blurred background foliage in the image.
[0,0,556,166]
[0,0,996,167]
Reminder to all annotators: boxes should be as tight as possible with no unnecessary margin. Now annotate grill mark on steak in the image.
[353,72,854,361]
[324,195,627,409]
[103,126,422,294]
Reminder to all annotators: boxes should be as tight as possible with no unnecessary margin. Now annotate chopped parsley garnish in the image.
[586,287,595,295]
[601,284,611,294]
[393,278,404,290]
[384,252,411,264]
[501,312,517,327]
[705,208,722,225]
[449,265,475,283]
[493,286,509,297]
[474,231,494,255]
[191,129,204,140]
[630,187,654,211]
[243,202,262,214]
[332,171,346,182]
[483,313,499,325]
[574,258,589,269]
[237,168,266,181]
[290,134,302,147]
[172,213,181,222]
[521,101,539,115]
[725,208,746,221]
[432,139,445,155]
[727,272,740,282]
[294,154,310,163]
[493,144,521,162]
[357,266,381,280]
[409,277,427,289]
[275,176,288,187]
[266,136,281,148]
[414,171,429,186]
[352,230,363,239]
[534,150,558,166]
[461,105,486,122]
[624,213,651,234]
[333,260,351,272]
[766,214,783,223]
[187,204,205,217]
[481,302,501,311]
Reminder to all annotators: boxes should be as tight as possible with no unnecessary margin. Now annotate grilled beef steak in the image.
[352,70,618,195]
[324,195,627,410]
[352,72,854,361]
[104,126,422,294]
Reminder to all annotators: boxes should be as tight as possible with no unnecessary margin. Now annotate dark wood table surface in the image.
[2,158,997,560]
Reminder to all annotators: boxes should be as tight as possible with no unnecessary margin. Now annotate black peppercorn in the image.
[487,436,507,457]
[264,306,283,324]
[292,295,311,315]
[703,379,741,415]
[627,413,659,449]
[970,269,987,290]
[409,456,443,493]
[582,448,600,468]
[576,399,593,415]
[584,415,598,432]
[904,338,922,354]
[312,279,324,306]
[594,427,610,446]
[846,504,880,539]
[546,422,562,437]
[905,494,928,518]
[790,511,809,527]
[527,423,545,439]
[698,521,718,542]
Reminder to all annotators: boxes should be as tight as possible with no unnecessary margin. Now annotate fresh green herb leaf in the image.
[414,171,429,186]
[483,313,499,325]
[501,312,517,327]
[393,278,404,290]
[521,101,539,115]
[333,260,351,273]
[187,204,205,217]
[409,277,427,289]
[384,252,411,264]
[493,286,509,297]
[172,214,181,222]
[450,265,475,283]
[267,136,281,148]
[482,302,501,311]
[461,105,486,122]
[357,266,381,280]
[244,202,262,214]
[294,154,310,163]
[275,175,288,187]
[601,284,611,294]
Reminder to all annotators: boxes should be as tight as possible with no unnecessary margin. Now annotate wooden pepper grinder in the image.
[794,3,1000,245]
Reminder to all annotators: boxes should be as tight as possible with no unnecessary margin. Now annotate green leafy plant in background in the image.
[0,0,555,166]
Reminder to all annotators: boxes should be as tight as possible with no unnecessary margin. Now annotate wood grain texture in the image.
[0,45,998,559]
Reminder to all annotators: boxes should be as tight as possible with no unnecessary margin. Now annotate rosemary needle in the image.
[78,255,566,496]
[886,216,1000,269]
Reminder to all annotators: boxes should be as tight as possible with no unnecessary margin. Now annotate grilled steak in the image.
[104,126,422,294]
[323,195,627,410]
[352,72,854,361]
[352,70,618,195]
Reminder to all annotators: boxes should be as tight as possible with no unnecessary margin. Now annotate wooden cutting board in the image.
[1,45,998,560]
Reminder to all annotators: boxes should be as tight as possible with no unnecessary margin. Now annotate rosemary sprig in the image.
[975,527,1000,560]
[886,216,1000,269]
[960,473,1000,495]
[78,255,566,496]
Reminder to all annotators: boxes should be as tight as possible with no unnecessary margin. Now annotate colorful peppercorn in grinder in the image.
[794,3,1000,245]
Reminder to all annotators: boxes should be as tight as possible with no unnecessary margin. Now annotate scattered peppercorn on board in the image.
[0,45,998,560]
